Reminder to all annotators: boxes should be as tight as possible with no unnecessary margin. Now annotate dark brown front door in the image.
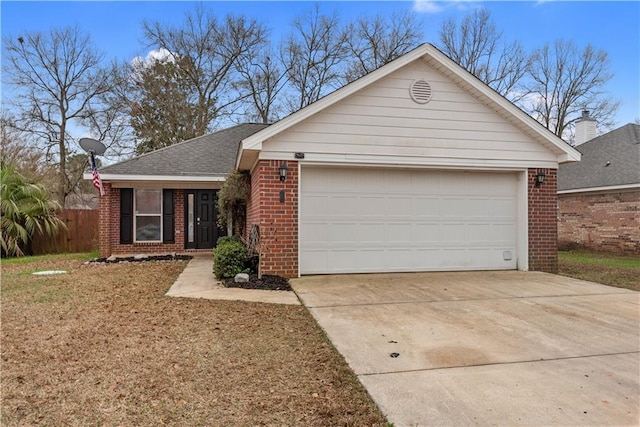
[185,190,223,249]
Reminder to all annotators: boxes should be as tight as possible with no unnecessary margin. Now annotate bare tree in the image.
[524,39,619,140]
[0,114,54,186]
[282,4,349,112]
[83,61,138,160]
[343,11,423,83]
[142,5,267,134]
[235,46,289,124]
[3,26,111,205]
[438,8,528,102]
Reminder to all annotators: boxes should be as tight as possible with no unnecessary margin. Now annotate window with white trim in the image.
[134,189,162,242]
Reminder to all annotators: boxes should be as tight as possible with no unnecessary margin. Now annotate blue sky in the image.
[2,1,639,126]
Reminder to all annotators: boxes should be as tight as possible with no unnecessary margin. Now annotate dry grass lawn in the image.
[1,255,387,426]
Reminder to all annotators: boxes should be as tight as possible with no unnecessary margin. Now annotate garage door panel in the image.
[415,223,441,242]
[300,167,518,274]
[492,223,517,243]
[490,174,518,194]
[440,198,468,216]
[386,249,414,269]
[331,196,358,216]
[357,250,387,269]
[387,223,413,242]
[328,223,357,242]
[491,199,517,217]
[357,170,381,192]
[415,198,441,217]
[440,223,467,242]
[304,195,329,216]
[387,197,412,216]
[467,224,492,241]
[357,223,385,242]
[328,250,357,271]
[411,173,442,192]
[359,196,386,215]
[303,222,328,243]
[304,250,328,272]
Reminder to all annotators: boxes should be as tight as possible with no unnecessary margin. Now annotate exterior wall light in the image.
[535,170,546,187]
[279,162,289,182]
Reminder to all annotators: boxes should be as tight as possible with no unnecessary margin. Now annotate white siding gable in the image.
[260,59,558,169]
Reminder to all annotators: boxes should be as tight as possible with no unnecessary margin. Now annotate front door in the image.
[185,190,223,249]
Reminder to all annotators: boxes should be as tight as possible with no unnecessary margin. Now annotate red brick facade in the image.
[100,166,562,275]
[559,190,640,253]
[98,184,185,257]
[245,160,298,278]
[528,168,558,272]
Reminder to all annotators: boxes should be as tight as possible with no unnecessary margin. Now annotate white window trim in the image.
[134,189,163,243]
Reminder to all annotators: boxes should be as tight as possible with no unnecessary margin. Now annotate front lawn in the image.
[1,254,387,426]
[558,250,640,291]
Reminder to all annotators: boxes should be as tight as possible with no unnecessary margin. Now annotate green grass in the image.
[558,250,640,291]
[558,251,640,268]
[1,251,97,265]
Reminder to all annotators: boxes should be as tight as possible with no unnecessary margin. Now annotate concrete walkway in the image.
[292,271,640,426]
[166,255,300,305]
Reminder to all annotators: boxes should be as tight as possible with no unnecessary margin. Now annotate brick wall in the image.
[244,165,564,276]
[246,160,299,278]
[98,183,113,257]
[559,190,640,253]
[528,168,558,273]
[98,186,186,257]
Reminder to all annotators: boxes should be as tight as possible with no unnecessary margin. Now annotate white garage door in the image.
[300,167,518,274]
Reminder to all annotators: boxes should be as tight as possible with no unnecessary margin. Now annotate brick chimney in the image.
[574,110,596,145]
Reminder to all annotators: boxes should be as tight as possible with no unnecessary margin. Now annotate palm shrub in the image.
[1,161,66,256]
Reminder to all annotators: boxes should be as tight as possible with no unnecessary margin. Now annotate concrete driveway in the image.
[291,271,640,426]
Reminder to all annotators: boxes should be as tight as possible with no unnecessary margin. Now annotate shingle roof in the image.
[100,123,270,178]
[558,123,640,191]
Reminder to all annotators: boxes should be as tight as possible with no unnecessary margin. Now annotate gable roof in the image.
[558,123,640,192]
[237,43,580,170]
[99,123,269,181]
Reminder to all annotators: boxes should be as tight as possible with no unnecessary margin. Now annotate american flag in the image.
[90,152,105,196]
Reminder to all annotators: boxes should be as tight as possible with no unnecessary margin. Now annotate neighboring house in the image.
[90,43,580,277]
[558,119,640,253]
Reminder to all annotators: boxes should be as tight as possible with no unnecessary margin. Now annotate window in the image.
[135,189,162,242]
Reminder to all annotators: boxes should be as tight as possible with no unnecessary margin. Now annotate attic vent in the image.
[410,79,432,104]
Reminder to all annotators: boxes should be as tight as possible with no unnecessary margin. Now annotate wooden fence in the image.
[32,209,99,255]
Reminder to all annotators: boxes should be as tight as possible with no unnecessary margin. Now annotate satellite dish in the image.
[79,138,106,156]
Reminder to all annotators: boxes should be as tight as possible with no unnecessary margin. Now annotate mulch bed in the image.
[225,274,292,291]
[90,254,193,263]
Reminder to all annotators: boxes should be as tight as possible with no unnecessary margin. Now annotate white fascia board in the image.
[240,44,432,152]
[83,173,226,182]
[557,152,582,163]
[558,183,640,194]
[425,47,582,162]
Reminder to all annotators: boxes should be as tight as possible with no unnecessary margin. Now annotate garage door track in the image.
[291,271,640,426]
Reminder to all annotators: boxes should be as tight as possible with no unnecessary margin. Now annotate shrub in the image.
[213,238,248,279]
[216,235,242,246]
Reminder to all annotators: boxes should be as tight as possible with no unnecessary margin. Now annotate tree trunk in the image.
[57,121,67,206]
